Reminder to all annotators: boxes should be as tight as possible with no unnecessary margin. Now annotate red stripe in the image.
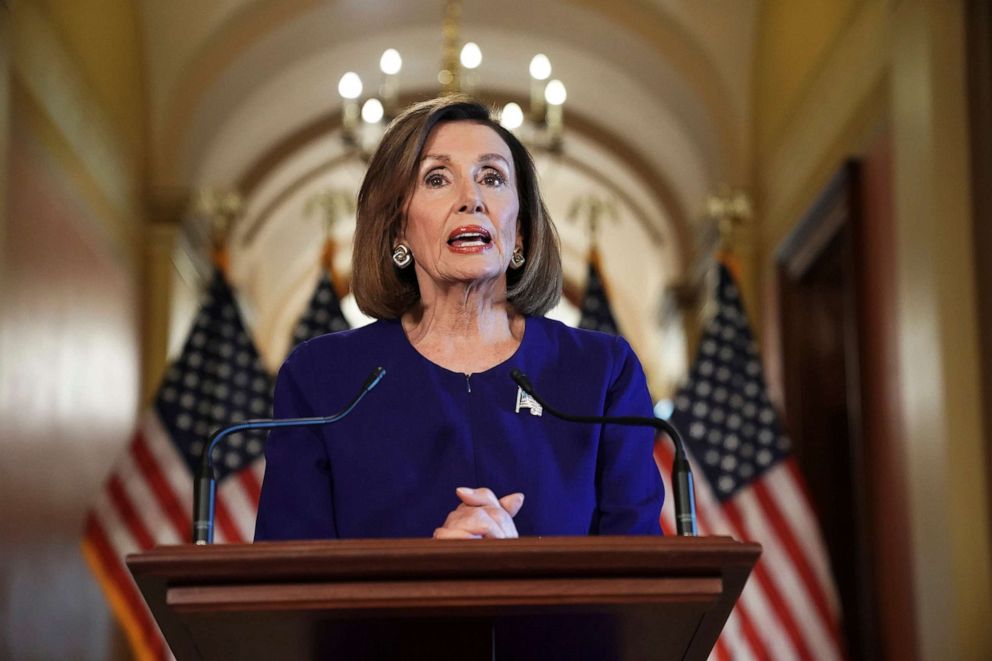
[108,475,156,550]
[713,636,730,661]
[131,432,191,543]
[752,473,846,651]
[653,440,676,536]
[724,499,812,659]
[237,467,262,510]
[731,600,770,660]
[213,492,244,543]
[84,514,165,659]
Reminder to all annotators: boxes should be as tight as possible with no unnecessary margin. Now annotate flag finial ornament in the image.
[705,185,751,253]
[567,193,619,249]
[193,188,243,273]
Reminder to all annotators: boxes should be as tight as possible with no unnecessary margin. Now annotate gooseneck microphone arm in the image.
[510,369,698,536]
[192,366,386,544]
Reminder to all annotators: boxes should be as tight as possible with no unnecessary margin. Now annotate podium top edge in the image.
[126,535,761,581]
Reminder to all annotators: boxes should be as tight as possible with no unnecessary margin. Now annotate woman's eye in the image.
[480,169,506,186]
[424,172,447,188]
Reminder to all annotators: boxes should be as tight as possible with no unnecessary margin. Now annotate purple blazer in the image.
[254,316,663,540]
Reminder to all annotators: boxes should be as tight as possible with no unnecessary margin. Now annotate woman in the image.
[254,97,663,540]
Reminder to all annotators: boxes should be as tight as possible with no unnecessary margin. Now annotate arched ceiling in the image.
[134,0,759,395]
[138,0,758,222]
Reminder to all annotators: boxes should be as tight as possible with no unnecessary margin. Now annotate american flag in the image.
[578,248,620,335]
[290,270,351,347]
[81,269,273,660]
[657,263,846,660]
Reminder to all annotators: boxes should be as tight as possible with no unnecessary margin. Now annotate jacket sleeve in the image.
[592,336,664,535]
[254,342,338,540]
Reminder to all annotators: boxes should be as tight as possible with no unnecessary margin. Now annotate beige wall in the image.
[0,2,147,658]
[752,0,992,658]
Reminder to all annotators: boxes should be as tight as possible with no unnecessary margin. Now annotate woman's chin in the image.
[426,268,508,291]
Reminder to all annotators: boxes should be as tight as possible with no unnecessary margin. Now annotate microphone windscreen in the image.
[510,369,534,393]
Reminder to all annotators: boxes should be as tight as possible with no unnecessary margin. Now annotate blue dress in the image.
[254,316,663,540]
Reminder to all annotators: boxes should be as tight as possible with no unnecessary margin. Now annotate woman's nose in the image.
[457,182,484,214]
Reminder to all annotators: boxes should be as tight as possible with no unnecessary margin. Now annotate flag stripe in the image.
[656,439,769,661]
[238,465,262,508]
[753,473,844,649]
[217,469,259,541]
[689,461,782,659]
[212,493,243,543]
[108,475,156,551]
[654,441,676,535]
[734,488,839,658]
[712,633,735,661]
[732,604,767,660]
[81,535,163,661]
[711,589,760,661]
[84,513,163,659]
[724,500,812,659]
[142,413,194,513]
[132,432,190,543]
[775,461,842,615]
[116,452,181,546]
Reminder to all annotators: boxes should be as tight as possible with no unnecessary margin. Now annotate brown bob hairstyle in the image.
[351,96,563,319]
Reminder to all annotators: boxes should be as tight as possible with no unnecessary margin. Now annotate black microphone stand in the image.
[511,369,698,536]
[192,367,385,544]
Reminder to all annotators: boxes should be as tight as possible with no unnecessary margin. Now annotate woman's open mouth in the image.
[447,226,493,252]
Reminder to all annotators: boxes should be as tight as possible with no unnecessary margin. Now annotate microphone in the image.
[510,369,697,536]
[193,366,386,544]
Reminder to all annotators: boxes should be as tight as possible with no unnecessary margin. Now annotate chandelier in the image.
[336,0,568,156]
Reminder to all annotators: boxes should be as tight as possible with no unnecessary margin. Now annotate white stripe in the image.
[141,412,193,512]
[734,487,841,659]
[92,488,139,559]
[142,411,235,543]
[252,456,266,484]
[90,490,162,642]
[114,453,182,546]
[711,607,758,661]
[736,573,799,660]
[766,464,842,616]
[217,473,256,542]
[654,444,676,533]
[690,463,799,660]
[661,445,772,660]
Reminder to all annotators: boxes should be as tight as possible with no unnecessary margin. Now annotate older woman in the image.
[254,97,662,540]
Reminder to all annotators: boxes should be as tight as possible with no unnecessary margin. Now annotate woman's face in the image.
[400,121,521,297]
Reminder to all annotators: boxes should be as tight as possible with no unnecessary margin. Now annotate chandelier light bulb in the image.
[545,79,567,106]
[361,98,385,123]
[529,54,552,81]
[338,72,363,100]
[500,102,524,130]
[460,42,483,70]
[380,49,402,75]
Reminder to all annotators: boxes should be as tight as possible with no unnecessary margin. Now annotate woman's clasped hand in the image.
[433,487,525,539]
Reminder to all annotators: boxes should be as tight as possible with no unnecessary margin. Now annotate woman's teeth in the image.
[448,233,491,247]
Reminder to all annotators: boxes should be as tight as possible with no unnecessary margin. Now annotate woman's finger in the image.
[433,527,481,539]
[442,503,516,538]
[455,487,500,508]
[498,492,525,517]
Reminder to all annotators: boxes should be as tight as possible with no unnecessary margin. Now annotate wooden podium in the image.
[128,536,759,660]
